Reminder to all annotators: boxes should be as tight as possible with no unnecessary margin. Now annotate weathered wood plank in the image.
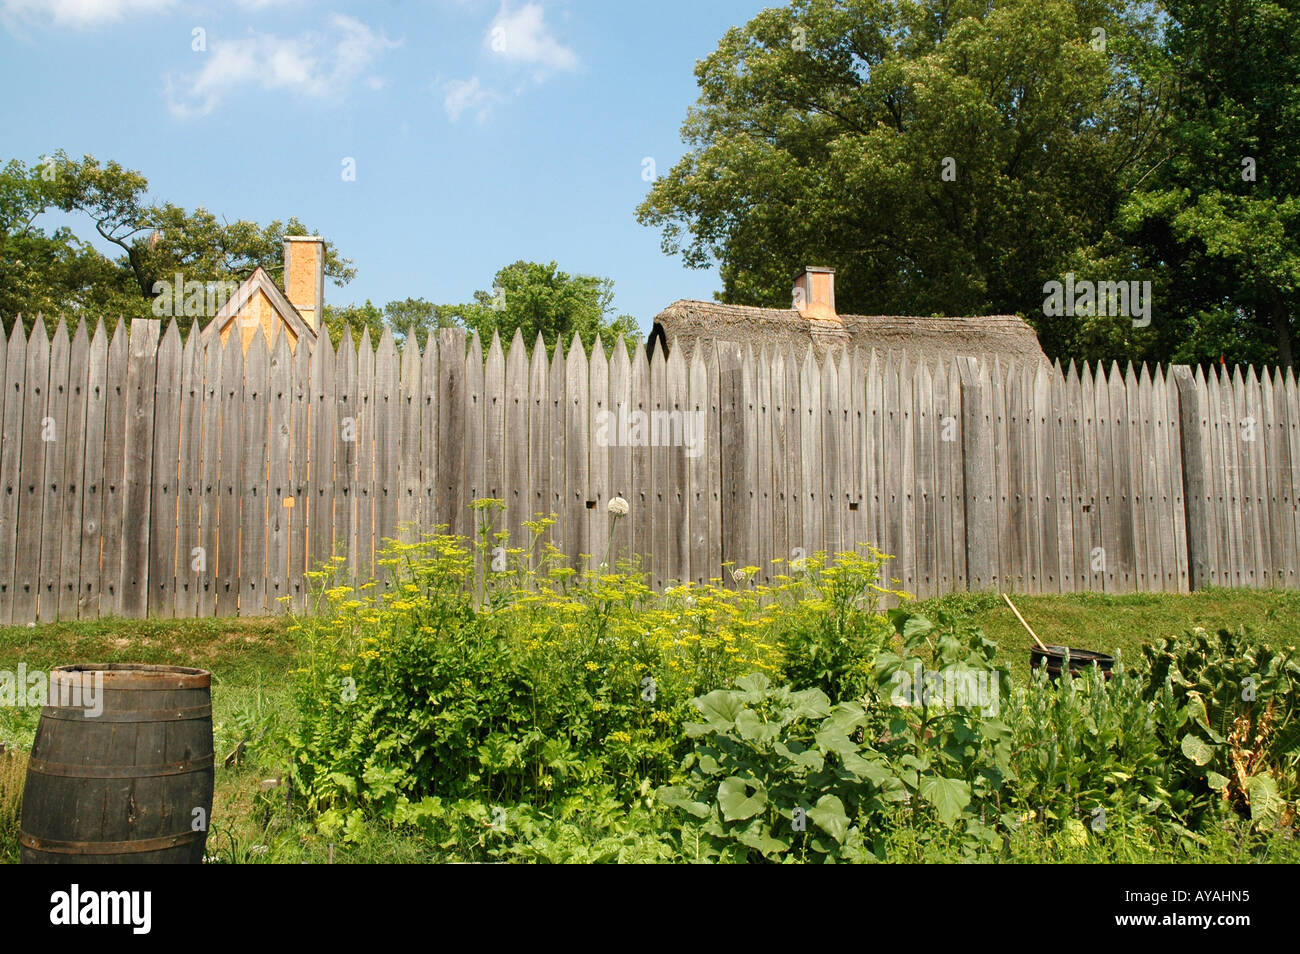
[58,322,90,619]
[373,328,401,585]
[398,335,423,545]
[96,324,128,616]
[1172,366,1210,589]
[216,334,244,616]
[1148,367,1174,591]
[0,322,25,622]
[1285,370,1300,587]
[931,359,953,594]
[353,328,377,587]
[665,340,689,583]
[333,330,359,584]
[706,346,724,582]
[503,330,529,554]
[607,337,631,569]
[864,351,882,582]
[288,335,311,611]
[1004,361,1027,592]
[1124,363,1149,592]
[649,341,669,586]
[820,348,843,561]
[754,346,773,583]
[913,357,936,598]
[959,357,995,590]
[38,320,70,621]
[1270,368,1297,588]
[77,323,108,619]
[119,319,160,619]
[548,338,568,559]
[798,346,823,569]
[720,341,747,583]
[1109,362,1135,591]
[482,331,506,548]
[420,337,438,539]
[527,333,550,556]
[990,357,1010,591]
[14,320,51,624]
[564,334,588,571]
[946,358,967,592]
[1046,361,1071,593]
[1165,365,1190,592]
[307,330,336,581]
[239,331,269,615]
[171,328,203,618]
[98,324,128,617]
[147,321,181,618]
[265,331,293,612]
[1093,363,1117,591]
[687,343,709,583]
[588,336,610,572]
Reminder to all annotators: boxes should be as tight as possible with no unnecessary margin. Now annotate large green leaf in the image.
[807,794,850,844]
[918,775,972,825]
[736,818,789,858]
[693,689,745,729]
[717,776,767,821]
[656,785,711,819]
[1247,775,1283,829]
[1180,733,1215,766]
[736,709,780,746]
[774,741,824,772]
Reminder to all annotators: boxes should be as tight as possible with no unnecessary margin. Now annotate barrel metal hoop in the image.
[26,754,215,779]
[39,704,213,723]
[20,829,206,855]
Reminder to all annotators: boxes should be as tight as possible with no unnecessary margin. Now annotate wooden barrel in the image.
[19,664,214,864]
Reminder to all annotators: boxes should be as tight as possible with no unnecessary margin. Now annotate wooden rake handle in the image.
[1002,592,1049,652]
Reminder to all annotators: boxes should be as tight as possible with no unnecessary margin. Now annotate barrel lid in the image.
[51,664,211,690]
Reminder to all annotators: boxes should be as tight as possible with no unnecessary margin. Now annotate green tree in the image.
[321,299,386,346]
[637,0,1165,364]
[434,260,636,352]
[1,151,355,334]
[1117,0,1300,369]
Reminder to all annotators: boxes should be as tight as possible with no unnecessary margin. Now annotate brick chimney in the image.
[283,235,325,330]
[792,266,836,320]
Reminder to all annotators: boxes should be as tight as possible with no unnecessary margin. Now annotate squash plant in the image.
[1141,627,1299,829]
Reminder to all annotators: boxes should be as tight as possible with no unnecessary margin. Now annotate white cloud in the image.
[1,0,172,28]
[486,2,577,78]
[442,76,500,123]
[166,14,399,118]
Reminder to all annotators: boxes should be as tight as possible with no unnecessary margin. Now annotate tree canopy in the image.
[638,0,1300,369]
[325,261,637,354]
[1,150,353,333]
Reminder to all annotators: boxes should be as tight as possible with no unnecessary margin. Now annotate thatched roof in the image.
[649,300,1046,364]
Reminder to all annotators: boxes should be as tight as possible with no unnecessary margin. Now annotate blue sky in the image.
[0,0,772,334]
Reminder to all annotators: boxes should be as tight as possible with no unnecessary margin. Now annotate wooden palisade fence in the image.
[0,317,1298,624]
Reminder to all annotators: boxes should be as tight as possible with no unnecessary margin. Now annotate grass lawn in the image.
[1,587,1297,863]
[914,587,1300,681]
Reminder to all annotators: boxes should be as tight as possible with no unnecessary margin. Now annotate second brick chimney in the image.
[283,235,325,330]
[792,266,836,320]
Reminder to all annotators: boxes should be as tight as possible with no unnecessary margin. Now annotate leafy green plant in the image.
[1142,627,1299,829]
[0,746,25,863]
[1005,656,1174,837]
[659,674,890,862]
